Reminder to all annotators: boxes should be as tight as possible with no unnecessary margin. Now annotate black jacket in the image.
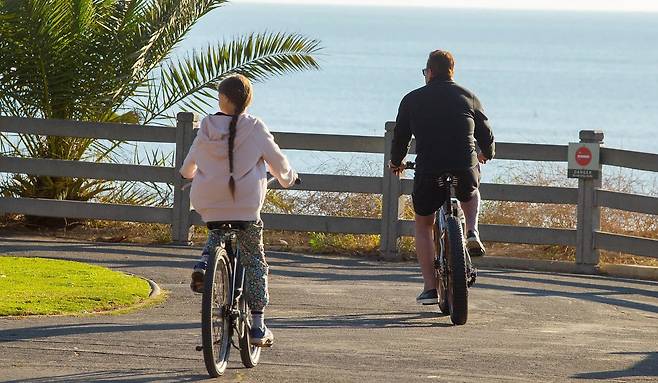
[391,78,495,174]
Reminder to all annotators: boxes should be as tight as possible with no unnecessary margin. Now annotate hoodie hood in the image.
[194,113,262,179]
[197,113,258,154]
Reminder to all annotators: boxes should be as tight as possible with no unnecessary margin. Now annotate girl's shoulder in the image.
[241,113,264,124]
[240,113,269,131]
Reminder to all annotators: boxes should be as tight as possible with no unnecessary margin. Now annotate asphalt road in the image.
[1,236,657,382]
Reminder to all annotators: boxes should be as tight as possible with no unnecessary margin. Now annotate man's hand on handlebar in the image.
[477,153,489,164]
[388,160,405,177]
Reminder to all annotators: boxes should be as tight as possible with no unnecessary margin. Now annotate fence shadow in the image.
[572,351,658,380]
[3,369,210,383]
[268,311,450,329]
[0,322,199,342]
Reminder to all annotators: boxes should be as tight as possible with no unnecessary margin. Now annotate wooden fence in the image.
[1,113,657,270]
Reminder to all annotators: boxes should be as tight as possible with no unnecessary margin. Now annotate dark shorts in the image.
[412,165,481,217]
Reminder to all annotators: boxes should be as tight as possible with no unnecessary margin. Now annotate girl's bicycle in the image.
[195,176,299,377]
[404,162,477,325]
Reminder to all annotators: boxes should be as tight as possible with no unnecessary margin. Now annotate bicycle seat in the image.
[437,173,459,187]
[207,221,250,231]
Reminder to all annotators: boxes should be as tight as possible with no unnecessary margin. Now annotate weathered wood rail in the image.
[1,113,656,269]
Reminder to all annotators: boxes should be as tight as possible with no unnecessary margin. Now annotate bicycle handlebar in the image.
[267,174,302,187]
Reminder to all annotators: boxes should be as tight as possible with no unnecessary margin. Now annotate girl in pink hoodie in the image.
[180,74,297,346]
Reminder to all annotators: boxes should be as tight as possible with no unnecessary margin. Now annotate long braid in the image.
[219,74,253,200]
[227,114,238,199]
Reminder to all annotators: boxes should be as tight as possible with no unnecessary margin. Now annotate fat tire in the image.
[201,247,232,377]
[446,216,468,325]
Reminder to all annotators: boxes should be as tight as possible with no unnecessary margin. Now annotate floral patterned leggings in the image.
[201,221,269,311]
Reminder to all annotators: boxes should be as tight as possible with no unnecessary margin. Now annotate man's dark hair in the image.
[426,50,454,80]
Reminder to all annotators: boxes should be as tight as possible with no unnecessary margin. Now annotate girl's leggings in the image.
[201,221,269,311]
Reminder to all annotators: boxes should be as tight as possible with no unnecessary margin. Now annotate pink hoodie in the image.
[180,113,297,223]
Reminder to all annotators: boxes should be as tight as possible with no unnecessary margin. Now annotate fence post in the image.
[172,112,198,244]
[575,130,604,272]
[380,121,402,260]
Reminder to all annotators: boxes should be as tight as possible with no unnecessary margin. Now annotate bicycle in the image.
[195,175,300,377]
[404,162,477,325]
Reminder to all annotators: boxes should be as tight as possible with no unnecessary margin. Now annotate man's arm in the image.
[391,95,413,167]
[473,95,495,160]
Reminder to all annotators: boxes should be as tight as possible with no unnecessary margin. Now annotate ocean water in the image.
[176,3,658,177]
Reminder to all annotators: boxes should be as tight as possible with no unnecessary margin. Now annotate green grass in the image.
[0,257,151,316]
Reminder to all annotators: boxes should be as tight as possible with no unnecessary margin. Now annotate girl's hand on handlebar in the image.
[388,160,405,176]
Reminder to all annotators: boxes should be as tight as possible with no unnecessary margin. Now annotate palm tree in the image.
[0,0,321,223]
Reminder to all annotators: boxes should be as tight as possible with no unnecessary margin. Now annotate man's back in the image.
[392,78,495,174]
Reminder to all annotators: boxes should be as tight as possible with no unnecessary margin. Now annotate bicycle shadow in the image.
[572,351,658,380]
[268,311,452,329]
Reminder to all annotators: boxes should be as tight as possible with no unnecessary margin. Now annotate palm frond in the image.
[137,32,322,124]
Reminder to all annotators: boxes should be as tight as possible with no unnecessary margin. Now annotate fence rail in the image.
[1,114,657,268]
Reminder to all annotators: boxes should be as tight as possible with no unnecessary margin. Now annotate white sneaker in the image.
[466,230,485,257]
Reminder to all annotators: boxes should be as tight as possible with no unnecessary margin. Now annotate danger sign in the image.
[568,142,600,179]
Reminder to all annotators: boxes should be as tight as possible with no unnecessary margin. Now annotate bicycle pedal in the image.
[260,340,274,348]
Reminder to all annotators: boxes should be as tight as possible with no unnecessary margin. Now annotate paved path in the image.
[1,236,657,382]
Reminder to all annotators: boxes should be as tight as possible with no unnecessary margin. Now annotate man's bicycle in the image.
[194,176,299,377]
[404,162,477,325]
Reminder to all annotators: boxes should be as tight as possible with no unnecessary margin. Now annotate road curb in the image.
[599,263,658,282]
[144,277,161,298]
[471,256,658,281]
[472,256,582,274]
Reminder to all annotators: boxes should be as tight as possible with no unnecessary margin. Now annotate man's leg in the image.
[415,212,437,291]
[457,166,485,256]
[460,189,480,234]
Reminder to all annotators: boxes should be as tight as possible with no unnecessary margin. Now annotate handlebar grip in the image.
[295,177,302,185]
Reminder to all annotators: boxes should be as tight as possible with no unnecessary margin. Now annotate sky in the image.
[234,0,658,12]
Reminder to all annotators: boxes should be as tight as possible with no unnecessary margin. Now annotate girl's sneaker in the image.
[250,326,274,347]
[190,261,207,293]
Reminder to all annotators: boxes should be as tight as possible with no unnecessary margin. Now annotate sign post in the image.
[572,130,604,270]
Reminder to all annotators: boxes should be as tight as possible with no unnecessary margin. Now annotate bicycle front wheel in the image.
[201,247,232,377]
[446,215,468,325]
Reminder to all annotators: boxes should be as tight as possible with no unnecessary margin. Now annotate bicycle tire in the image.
[434,224,450,315]
[238,295,262,368]
[201,247,232,377]
[446,216,468,325]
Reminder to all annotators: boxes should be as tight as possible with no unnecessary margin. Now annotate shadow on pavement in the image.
[3,369,209,383]
[572,351,658,380]
[269,311,452,329]
[0,322,199,342]
[269,253,658,315]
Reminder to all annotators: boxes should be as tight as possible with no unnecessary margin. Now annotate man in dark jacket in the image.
[389,50,495,305]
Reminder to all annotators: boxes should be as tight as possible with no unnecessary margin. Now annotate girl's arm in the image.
[258,121,297,188]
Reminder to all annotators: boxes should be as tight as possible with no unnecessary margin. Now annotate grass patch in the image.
[0,256,151,316]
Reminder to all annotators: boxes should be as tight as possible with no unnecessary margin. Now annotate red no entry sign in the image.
[575,146,592,166]
[568,142,600,179]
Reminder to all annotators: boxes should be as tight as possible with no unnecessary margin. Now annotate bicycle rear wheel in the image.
[446,216,468,325]
[238,295,262,368]
[201,247,232,377]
